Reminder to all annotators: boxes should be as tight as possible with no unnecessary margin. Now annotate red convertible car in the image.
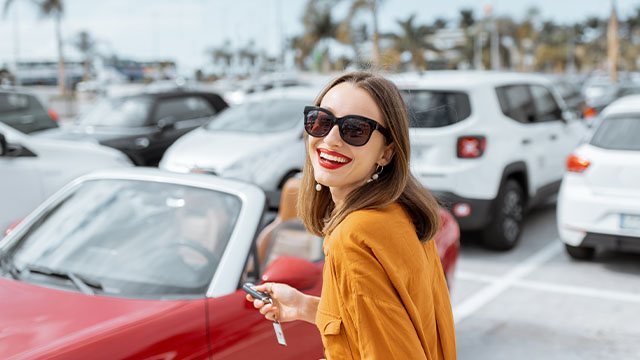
[0,168,459,359]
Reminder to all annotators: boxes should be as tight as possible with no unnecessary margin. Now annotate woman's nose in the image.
[324,124,342,146]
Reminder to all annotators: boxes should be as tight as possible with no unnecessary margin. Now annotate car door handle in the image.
[521,138,532,145]
[549,134,558,141]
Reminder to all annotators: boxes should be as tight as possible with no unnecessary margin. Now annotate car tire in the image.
[482,180,525,251]
[564,244,595,260]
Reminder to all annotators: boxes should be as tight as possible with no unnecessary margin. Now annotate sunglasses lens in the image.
[341,117,372,146]
[304,109,333,137]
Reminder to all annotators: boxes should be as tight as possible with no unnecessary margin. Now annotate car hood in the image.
[31,127,100,143]
[0,277,192,359]
[55,125,153,143]
[161,127,299,172]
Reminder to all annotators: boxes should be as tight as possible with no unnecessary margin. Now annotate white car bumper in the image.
[557,175,640,248]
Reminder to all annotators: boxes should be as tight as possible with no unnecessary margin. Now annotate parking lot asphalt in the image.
[452,202,640,360]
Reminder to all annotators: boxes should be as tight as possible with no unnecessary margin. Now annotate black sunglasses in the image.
[303,106,392,147]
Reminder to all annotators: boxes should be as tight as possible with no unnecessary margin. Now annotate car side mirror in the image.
[261,256,321,291]
[0,133,6,156]
[157,116,176,131]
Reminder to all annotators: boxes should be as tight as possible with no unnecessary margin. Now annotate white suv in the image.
[392,71,587,250]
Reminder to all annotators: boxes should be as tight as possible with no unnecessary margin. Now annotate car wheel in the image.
[482,180,525,251]
[564,244,595,260]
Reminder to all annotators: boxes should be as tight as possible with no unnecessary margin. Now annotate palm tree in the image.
[294,0,339,71]
[457,9,475,68]
[210,40,233,75]
[385,14,435,71]
[73,30,95,81]
[3,0,66,93]
[339,0,385,67]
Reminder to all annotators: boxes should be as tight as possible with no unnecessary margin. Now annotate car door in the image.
[495,84,549,196]
[144,95,218,164]
[0,131,44,235]
[208,219,325,359]
[530,84,573,185]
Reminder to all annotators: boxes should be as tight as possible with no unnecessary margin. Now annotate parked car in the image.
[0,121,132,237]
[65,90,228,166]
[0,168,459,359]
[160,86,318,208]
[392,71,587,250]
[557,95,640,260]
[0,89,59,134]
[547,76,587,120]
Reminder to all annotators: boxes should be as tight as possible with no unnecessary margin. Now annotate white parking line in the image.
[457,272,640,304]
[452,241,562,324]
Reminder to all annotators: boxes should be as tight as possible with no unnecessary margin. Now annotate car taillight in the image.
[48,108,59,122]
[583,106,597,118]
[567,154,590,173]
[457,136,486,158]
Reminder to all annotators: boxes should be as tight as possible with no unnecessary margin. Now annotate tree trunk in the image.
[55,14,66,94]
[371,4,380,67]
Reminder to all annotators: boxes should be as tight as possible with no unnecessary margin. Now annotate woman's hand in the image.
[245,282,318,323]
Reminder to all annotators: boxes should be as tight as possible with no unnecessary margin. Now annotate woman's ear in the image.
[378,143,395,167]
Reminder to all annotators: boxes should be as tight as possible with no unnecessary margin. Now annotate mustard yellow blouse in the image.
[315,203,456,359]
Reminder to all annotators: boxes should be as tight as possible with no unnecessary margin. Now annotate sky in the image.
[0,0,637,75]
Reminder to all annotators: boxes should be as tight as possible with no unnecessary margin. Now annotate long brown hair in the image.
[298,71,440,242]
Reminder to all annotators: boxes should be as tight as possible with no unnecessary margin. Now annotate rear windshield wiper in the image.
[23,264,103,295]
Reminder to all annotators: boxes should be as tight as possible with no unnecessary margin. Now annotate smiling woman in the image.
[247,72,456,359]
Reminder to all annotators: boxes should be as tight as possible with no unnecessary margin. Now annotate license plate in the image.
[620,214,640,230]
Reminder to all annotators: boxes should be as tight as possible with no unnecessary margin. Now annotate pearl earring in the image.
[367,165,384,183]
[315,183,322,191]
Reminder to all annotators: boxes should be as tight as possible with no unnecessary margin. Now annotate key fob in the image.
[242,282,271,303]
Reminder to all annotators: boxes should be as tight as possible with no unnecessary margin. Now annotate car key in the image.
[242,282,271,303]
[242,282,286,346]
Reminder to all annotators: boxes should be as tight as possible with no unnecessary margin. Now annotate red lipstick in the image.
[317,148,352,170]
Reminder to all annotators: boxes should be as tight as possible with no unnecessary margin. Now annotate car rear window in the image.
[590,116,640,151]
[402,90,471,128]
[0,92,57,133]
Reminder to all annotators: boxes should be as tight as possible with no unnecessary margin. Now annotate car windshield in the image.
[590,116,640,151]
[6,179,242,299]
[205,98,305,133]
[78,96,153,127]
[402,90,471,128]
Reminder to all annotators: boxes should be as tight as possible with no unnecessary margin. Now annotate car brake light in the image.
[567,154,590,172]
[48,108,59,122]
[583,106,596,118]
[457,136,486,158]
